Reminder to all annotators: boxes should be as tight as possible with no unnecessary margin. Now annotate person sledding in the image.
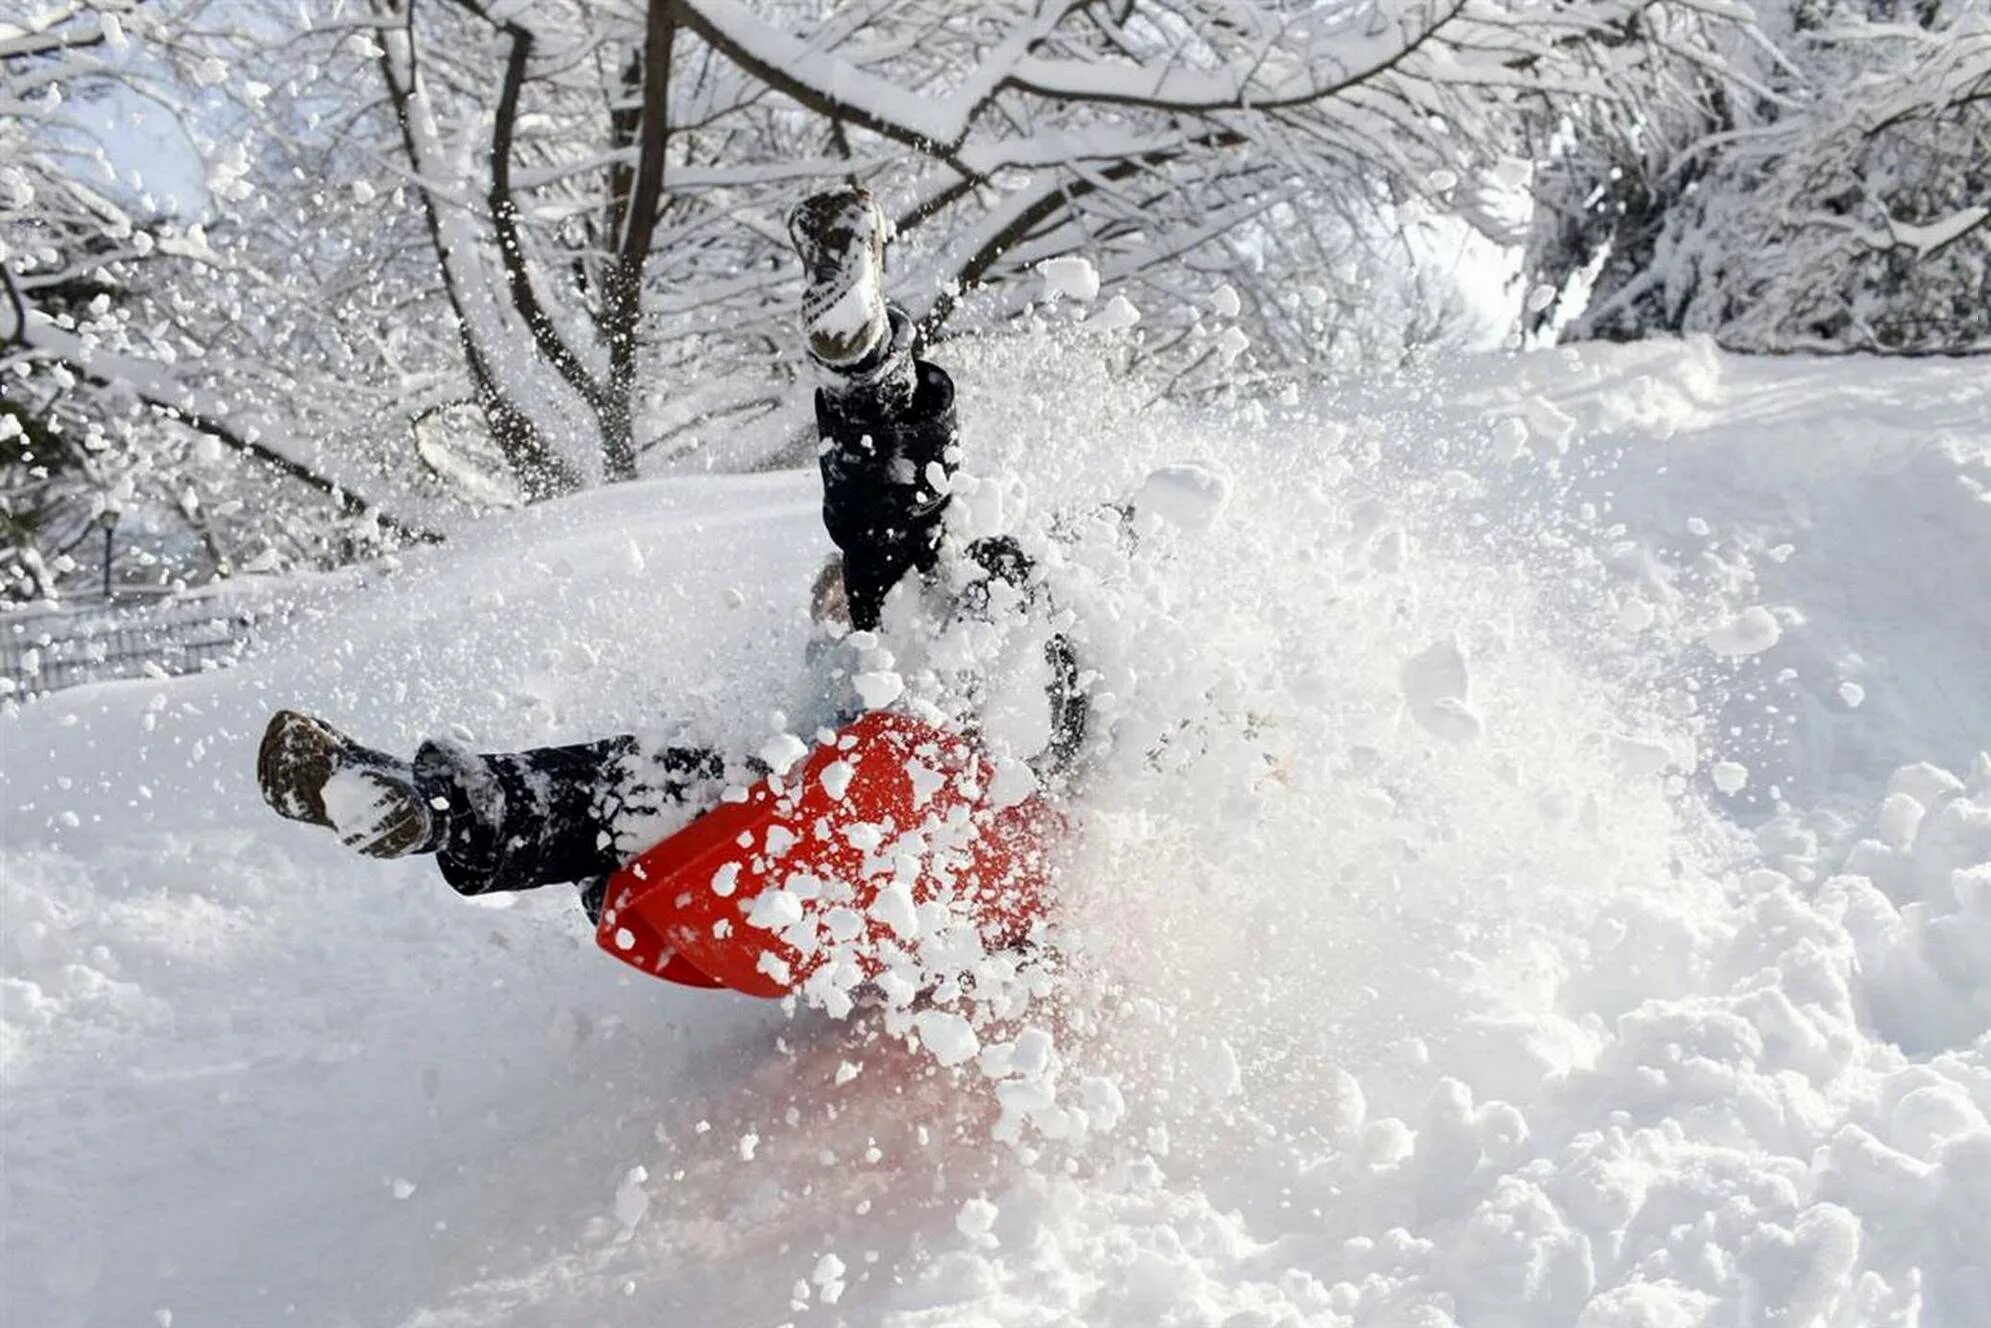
[256,187,1090,999]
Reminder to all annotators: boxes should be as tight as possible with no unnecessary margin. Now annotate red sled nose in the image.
[594,710,1063,997]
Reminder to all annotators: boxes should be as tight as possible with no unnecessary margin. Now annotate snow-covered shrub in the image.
[1,3,416,602]
[1528,0,1990,353]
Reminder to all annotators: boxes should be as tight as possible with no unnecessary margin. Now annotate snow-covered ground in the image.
[4,333,1988,1327]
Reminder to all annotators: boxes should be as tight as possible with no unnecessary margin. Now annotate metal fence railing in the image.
[1,588,268,697]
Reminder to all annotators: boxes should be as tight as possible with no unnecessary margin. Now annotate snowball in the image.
[820,759,855,800]
[758,732,807,776]
[956,1197,998,1240]
[1520,396,1578,451]
[1420,696,1485,744]
[1712,761,1749,794]
[986,755,1039,809]
[1037,255,1100,303]
[1199,1039,1242,1098]
[1874,791,1924,848]
[745,889,804,931]
[852,670,903,709]
[612,1166,648,1233]
[870,881,919,939]
[1213,325,1250,368]
[1703,607,1782,658]
[1490,415,1529,461]
[1089,294,1141,333]
[1135,462,1231,533]
[1080,1076,1126,1133]
[1210,282,1242,318]
[1400,637,1481,743]
[1617,597,1656,633]
[1008,1027,1055,1079]
[914,1010,981,1066]
[1609,732,1681,779]
[1838,681,1866,709]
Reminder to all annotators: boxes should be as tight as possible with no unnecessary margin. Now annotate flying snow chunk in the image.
[876,884,919,943]
[1704,606,1783,658]
[956,1197,999,1241]
[1400,636,1484,743]
[758,732,807,776]
[820,759,855,800]
[1712,761,1749,794]
[745,889,805,931]
[1037,255,1100,303]
[1617,597,1656,633]
[853,670,904,709]
[1608,731,1686,779]
[1489,415,1530,462]
[1089,294,1141,333]
[612,1166,649,1236]
[1080,1076,1127,1132]
[1135,463,1231,533]
[1838,681,1866,709]
[1520,395,1578,451]
[1213,325,1251,367]
[914,1011,981,1067]
[1200,1039,1243,1098]
[1210,282,1242,318]
[987,755,1039,810]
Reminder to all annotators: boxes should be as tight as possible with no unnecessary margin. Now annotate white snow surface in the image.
[4,333,1990,1326]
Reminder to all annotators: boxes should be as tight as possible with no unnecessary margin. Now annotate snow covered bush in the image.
[2,1,420,602]
[1527,0,1990,353]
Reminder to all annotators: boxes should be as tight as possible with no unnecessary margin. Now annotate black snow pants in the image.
[415,330,1057,917]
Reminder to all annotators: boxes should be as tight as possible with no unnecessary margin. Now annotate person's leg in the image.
[789,187,959,632]
[258,711,721,904]
[419,734,722,899]
[787,187,1093,778]
[816,331,959,630]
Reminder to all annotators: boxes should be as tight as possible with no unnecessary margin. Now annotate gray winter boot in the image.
[257,710,441,859]
[788,185,892,368]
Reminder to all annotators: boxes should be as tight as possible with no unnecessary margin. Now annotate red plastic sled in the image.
[593,710,1063,997]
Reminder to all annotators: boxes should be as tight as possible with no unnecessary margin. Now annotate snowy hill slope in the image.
[4,335,1988,1327]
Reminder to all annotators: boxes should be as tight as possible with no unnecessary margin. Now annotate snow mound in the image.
[4,334,1988,1326]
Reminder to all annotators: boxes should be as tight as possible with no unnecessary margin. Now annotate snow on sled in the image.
[593,710,1063,997]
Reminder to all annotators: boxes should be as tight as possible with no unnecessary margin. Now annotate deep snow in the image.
[3,333,1988,1327]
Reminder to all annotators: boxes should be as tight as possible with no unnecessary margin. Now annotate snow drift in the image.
[4,331,1988,1327]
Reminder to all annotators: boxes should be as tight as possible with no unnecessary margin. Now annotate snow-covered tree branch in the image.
[1525,0,1989,352]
